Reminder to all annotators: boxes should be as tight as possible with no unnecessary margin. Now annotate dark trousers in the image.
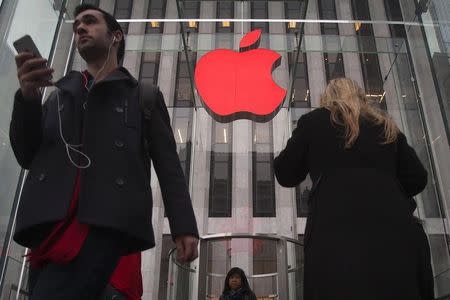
[414,222,435,300]
[28,227,127,300]
[99,284,128,300]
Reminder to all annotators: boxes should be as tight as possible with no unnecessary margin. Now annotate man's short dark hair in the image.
[74,4,125,64]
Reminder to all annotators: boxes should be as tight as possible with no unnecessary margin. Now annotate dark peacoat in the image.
[274,107,428,300]
[9,67,198,253]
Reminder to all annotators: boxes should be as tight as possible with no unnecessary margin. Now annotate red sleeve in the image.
[110,253,143,300]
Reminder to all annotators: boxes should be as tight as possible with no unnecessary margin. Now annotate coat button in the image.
[115,177,125,186]
[114,140,124,148]
[115,106,124,113]
[38,173,46,181]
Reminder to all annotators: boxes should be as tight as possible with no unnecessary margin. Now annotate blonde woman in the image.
[274,78,428,300]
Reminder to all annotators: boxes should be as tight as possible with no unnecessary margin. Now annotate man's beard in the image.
[77,40,109,64]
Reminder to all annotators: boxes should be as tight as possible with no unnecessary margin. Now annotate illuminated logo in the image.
[194,29,286,123]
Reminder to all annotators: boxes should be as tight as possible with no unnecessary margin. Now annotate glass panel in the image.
[158,235,175,300]
[252,239,277,297]
[166,246,196,300]
[2,0,450,298]
[172,108,193,184]
[324,52,345,82]
[209,122,232,217]
[287,237,304,300]
[205,238,279,299]
[114,0,133,33]
[0,0,61,290]
[206,239,231,298]
[0,256,29,300]
[253,122,275,217]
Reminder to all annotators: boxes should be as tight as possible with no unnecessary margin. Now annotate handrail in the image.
[200,233,304,246]
[205,265,304,279]
[207,271,279,278]
[168,248,197,273]
[207,294,278,299]
[168,234,304,277]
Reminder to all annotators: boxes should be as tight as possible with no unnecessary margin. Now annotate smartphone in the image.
[13,35,52,81]
[13,35,43,58]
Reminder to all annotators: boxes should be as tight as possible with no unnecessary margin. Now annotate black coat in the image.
[274,108,428,300]
[9,68,198,252]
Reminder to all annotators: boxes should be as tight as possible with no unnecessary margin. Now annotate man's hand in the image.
[175,235,199,263]
[15,52,54,101]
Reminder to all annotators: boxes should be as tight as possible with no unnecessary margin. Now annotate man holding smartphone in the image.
[11,4,199,300]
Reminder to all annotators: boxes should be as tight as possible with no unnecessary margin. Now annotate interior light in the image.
[177,129,184,144]
[355,22,362,32]
[150,21,159,28]
[288,21,297,29]
[188,20,197,28]
[222,21,230,27]
[379,91,386,103]
[223,128,227,143]
[366,93,385,100]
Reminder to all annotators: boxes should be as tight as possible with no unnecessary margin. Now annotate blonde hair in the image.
[320,77,399,149]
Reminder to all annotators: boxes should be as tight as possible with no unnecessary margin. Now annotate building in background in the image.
[0,0,449,299]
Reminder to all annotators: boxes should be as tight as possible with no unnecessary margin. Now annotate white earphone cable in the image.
[55,36,115,169]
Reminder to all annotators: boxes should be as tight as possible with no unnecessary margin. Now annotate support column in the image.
[304,0,326,107]
[230,0,253,281]
[142,0,178,299]
[335,0,364,88]
[122,0,149,78]
[368,0,404,126]
[189,3,216,299]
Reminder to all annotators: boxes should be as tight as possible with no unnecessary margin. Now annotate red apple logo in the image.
[194,29,286,123]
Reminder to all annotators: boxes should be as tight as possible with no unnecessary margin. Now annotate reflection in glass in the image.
[216,1,234,33]
[252,239,277,297]
[174,52,196,107]
[207,239,231,298]
[253,122,275,217]
[318,0,339,35]
[324,53,345,82]
[182,1,200,34]
[251,1,268,33]
[288,52,310,107]
[145,0,166,34]
[113,0,133,34]
[172,108,193,185]
[351,0,386,109]
[158,235,175,300]
[285,1,307,33]
[209,122,232,217]
[139,52,160,86]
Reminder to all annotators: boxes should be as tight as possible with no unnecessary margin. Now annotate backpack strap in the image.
[138,82,159,155]
[139,82,158,121]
